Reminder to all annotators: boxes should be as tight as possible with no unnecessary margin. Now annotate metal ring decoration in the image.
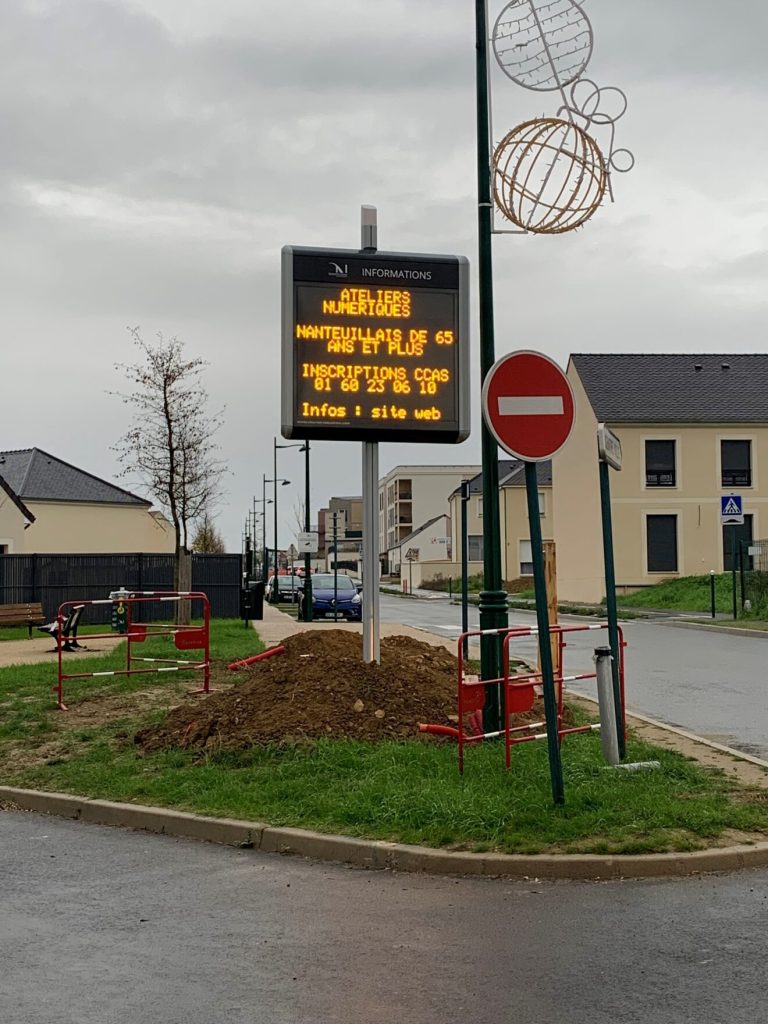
[493,117,608,234]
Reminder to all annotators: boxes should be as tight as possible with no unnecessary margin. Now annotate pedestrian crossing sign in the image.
[721,494,744,524]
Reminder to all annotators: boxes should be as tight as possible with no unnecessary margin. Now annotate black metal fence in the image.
[741,539,768,617]
[0,553,242,622]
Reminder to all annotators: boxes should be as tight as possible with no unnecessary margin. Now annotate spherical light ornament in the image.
[493,118,607,234]
[493,0,593,92]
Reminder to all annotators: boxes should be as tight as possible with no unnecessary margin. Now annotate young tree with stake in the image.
[112,327,226,600]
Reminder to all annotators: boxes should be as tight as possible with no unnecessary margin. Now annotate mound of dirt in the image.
[136,630,460,752]
[135,629,562,753]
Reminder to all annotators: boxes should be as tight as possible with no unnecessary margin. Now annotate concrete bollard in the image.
[595,645,620,766]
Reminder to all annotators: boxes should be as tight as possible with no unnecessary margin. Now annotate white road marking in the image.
[498,396,564,416]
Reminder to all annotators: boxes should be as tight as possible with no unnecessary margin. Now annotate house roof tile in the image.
[571,354,768,423]
[0,449,150,506]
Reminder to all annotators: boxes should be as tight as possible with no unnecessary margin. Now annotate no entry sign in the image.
[481,350,575,461]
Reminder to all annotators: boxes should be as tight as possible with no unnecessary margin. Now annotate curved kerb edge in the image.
[2,786,767,882]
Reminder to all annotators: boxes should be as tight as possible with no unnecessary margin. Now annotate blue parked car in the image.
[299,573,362,621]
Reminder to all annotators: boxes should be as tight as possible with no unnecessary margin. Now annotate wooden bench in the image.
[0,602,46,638]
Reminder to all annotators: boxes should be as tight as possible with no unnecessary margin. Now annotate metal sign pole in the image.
[460,480,470,659]
[362,441,380,662]
[361,205,381,664]
[598,458,626,759]
[525,460,565,805]
[333,513,339,623]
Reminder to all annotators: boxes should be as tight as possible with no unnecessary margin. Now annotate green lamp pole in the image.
[475,0,508,733]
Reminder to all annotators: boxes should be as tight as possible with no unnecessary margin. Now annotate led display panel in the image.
[281,246,470,443]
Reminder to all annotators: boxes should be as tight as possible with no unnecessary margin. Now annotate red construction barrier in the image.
[227,645,286,671]
[54,592,211,711]
[419,621,626,773]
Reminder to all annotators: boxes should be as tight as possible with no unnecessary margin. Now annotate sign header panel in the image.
[281,246,470,443]
[721,494,744,525]
[481,350,575,462]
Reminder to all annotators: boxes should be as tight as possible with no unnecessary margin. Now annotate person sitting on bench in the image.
[38,605,85,652]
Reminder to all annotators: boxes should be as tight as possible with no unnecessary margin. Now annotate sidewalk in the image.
[0,634,122,668]
[254,602,461,654]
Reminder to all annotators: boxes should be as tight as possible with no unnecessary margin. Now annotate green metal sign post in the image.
[597,423,626,760]
[525,461,565,804]
[731,525,738,621]
[474,0,507,733]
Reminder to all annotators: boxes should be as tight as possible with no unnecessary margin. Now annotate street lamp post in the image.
[474,0,508,734]
[255,479,273,585]
[275,437,312,621]
[265,482,290,601]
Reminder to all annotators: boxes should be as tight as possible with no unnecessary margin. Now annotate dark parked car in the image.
[299,573,362,621]
[266,574,302,603]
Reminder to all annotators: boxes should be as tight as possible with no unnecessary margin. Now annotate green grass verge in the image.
[617,574,734,614]
[1,618,767,856]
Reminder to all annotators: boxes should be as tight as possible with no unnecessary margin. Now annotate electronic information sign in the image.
[281,246,470,443]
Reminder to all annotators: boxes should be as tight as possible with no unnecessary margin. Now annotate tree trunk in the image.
[176,547,192,625]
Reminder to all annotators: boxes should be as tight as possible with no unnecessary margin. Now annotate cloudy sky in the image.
[2,0,767,551]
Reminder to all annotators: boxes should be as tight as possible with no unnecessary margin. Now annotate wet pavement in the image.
[378,595,768,759]
[2,810,768,1024]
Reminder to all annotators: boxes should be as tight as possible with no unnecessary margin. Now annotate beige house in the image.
[387,513,451,586]
[0,448,174,554]
[553,354,768,603]
[446,460,553,583]
[0,476,35,553]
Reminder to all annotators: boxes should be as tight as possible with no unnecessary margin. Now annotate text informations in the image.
[281,247,470,443]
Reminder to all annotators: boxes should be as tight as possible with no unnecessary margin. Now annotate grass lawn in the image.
[617,574,734,614]
[1,618,767,856]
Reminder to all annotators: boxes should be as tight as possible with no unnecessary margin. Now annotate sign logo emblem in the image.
[328,261,348,278]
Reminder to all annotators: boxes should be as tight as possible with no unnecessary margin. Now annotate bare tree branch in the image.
[110,326,228,592]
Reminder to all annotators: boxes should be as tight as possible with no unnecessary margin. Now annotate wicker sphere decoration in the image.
[493,117,607,234]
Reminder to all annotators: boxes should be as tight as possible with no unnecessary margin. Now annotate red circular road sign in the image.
[481,350,575,461]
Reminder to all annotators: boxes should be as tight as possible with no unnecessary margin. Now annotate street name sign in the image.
[297,531,319,554]
[597,423,622,471]
[281,246,470,443]
[721,495,744,525]
[481,350,575,461]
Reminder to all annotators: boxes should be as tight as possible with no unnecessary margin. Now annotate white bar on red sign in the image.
[497,396,564,416]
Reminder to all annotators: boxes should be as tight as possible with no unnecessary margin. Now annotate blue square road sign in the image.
[721,494,744,525]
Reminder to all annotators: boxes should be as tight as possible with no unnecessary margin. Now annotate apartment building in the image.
[378,464,480,562]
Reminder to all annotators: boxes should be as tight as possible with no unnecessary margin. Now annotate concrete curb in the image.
[570,692,768,771]
[654,620,768,639]
[3,785,768,881]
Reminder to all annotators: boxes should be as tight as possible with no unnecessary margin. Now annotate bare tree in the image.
[291,498,306,540]
[192,512,226,554]
[111,327,227,592]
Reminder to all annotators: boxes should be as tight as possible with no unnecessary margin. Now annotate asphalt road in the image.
[379,593,768,758]
[3,810,768,1024]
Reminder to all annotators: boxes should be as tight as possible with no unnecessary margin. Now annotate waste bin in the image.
[109,587,130,633]
[240,579,264,622]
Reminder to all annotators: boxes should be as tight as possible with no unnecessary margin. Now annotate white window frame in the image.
[642,510,681,576]
[717,434,756,491]
[641,435,681,492]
